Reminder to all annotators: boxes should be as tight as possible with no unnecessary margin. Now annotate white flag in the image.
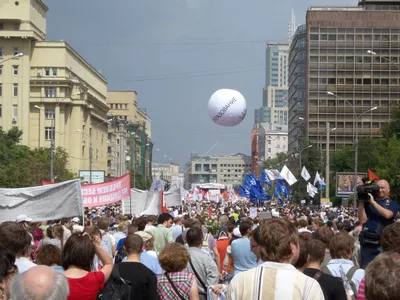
[280,165,297,186]
[301,166,311,181]
[307,182,318,197]
[266,169,284,181]
[314,172,326,186]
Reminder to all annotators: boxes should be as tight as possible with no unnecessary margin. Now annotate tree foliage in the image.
[0,127,75,188]
[331,136,400,202]
[129,169,152,190]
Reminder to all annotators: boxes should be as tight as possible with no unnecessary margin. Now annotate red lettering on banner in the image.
[81,173,131,207]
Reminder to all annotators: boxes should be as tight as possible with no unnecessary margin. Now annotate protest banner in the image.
[81,173,131,207]
[0,180,83,222]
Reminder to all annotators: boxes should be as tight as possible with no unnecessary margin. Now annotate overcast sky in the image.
[46,0,354,167]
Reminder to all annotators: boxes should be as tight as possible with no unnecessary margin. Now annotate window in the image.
[124,104,128,109]
[110,104,113,109]
[44,127,55,140]
[0,23,4,30]
[13,65,18,76]
[44,68,50,76]
[13,47,19,56]
[0,83,2,96]
[0,104,2,117]
[13,83,18,96]
[44,87,56,98]
[45,109,55,119]
[12,104,18,119]
[52,68,57,76]
[0,48,3,57]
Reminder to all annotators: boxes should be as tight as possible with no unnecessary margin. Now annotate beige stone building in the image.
[0,0,109,178]
[107,91,152,179]
[152,162,180,183]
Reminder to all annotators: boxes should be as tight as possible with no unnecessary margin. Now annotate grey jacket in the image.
[187,247,219,295]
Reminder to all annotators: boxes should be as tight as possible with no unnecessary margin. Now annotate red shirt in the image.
[216,238,230,272]
[67,272,105,300]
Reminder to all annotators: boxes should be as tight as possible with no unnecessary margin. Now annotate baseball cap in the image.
[16,214,32,223]
[71,217,80,223]
[134,231,153,243]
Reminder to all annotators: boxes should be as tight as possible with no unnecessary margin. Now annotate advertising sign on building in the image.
[336,172,366,197]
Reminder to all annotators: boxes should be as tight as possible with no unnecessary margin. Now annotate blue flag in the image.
[238,185,250,198]
[259,170,272,188]
[274,183,284,206]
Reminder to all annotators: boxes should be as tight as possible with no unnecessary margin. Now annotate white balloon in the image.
[207,89,247,127]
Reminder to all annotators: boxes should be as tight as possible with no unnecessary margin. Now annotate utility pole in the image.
[325,122,330,198]
[89,128,93,184]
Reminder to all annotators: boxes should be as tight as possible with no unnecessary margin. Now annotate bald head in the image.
[10,266,69,299]
[377,179,390,200]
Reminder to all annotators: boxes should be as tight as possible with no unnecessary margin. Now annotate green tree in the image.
[381,104,400,138]
[130,169,152,190]
[263,152,289,170]
[0,127,75,188]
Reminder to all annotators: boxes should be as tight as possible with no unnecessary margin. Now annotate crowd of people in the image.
[0,179,399,300]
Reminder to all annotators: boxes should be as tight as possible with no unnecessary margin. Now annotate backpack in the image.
[201,233,214,259]
[97,265,132,300]
[321,265,359,300]
[114,246,127,264]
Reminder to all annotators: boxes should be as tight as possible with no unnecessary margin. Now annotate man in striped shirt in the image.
[228,219,324,300]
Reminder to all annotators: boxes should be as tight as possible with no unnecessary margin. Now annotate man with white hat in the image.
[70,217,83,233]
[16,214,34,247]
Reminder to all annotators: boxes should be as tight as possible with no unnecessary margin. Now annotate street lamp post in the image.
[327,92,378,208]
[35,91,81,182]
[0,53,23,66]
[299,145,313,171]
[367,50,400,71]
[77,119,112,183]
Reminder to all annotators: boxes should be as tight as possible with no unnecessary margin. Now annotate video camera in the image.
[356,178,380,202]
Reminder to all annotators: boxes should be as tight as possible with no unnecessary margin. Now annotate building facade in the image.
[257,123,288,162]
[107,91,152,179]
[255,43,290,126]
[152,162,180,183]
[0,0,109,176]
[288,24,307,153]
[304,1,400,152]
[184,153,252,189]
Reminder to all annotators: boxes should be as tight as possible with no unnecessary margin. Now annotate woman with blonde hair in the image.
[157,243,199,300]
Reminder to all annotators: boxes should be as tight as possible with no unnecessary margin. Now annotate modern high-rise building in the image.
[107,91,152,179]
[0,0,109,176]
[288,25,307,153]
[255,42,290,126]
[292,0,400,153]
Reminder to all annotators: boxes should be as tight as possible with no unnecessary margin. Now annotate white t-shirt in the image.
[16,257,36,274]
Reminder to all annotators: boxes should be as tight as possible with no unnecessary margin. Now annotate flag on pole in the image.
[280,165,297,186]
[260,170,272,187]
[266,170,284,181]
[368,168,380,182]
[307,182,318,197]
[301,166,311,181]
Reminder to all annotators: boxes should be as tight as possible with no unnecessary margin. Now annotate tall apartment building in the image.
[297,0,400,152]
[254,43,289,126]
[107,91,152,179]
[184,153,251,189]
[0,0,109,176]
[288,25,307,153]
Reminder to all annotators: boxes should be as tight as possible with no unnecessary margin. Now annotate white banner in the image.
[280,165,298,186]
[164,188,182,207]
[122,188,148,216]
[301,166,311,181]
[0,180,83,222]
[141,191,161,216]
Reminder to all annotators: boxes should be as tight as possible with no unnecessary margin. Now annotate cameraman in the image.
[358,179,399,268]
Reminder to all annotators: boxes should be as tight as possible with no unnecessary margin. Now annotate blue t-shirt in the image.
[365,198,399,235]
[122,251,162,275]
[231,238,257,275]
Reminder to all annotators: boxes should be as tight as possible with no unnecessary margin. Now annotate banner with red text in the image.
[82,173,131,207]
